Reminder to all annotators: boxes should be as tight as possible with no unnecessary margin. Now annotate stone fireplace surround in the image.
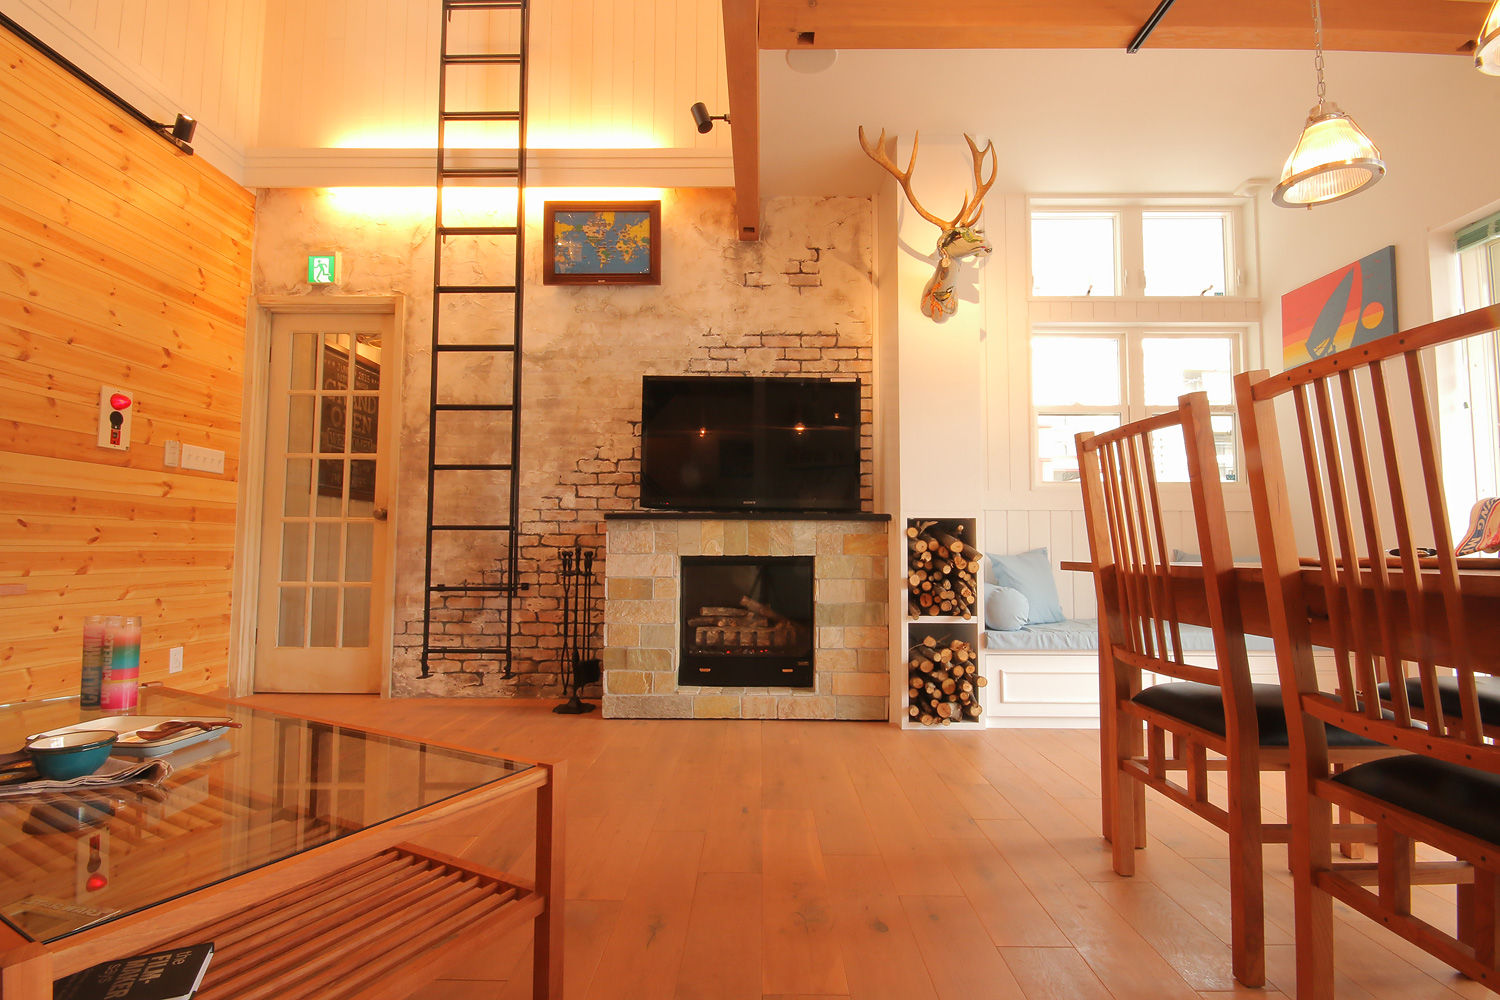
[602,513,890,720]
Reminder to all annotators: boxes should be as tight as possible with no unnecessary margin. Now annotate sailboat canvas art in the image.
[1281,245,1398,368]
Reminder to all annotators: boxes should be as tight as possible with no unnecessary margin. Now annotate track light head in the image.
[689,101,729,134]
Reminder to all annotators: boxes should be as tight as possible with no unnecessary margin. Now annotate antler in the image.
[857,126,952,230]
[859,127,998,232]
[956,134,998,229]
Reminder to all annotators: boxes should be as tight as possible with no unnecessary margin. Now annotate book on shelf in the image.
[54,942,213,1000]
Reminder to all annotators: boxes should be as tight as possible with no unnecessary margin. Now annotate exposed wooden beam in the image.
[722,0,761,241]
[756,0,1482,57]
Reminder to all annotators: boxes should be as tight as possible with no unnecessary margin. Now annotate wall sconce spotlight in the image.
[690,102,730,134]
[154,112,197,154]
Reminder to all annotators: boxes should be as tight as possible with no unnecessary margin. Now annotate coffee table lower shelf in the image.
[155,843,541,1000]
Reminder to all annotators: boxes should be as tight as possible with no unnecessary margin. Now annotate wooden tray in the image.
[27,717,234,757]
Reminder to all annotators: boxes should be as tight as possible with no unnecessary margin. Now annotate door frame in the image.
[231,295,405,697]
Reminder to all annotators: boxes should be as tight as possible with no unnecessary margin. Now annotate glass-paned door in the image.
[256,312,393,692]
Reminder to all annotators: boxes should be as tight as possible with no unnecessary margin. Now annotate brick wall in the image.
[253,188,875,698]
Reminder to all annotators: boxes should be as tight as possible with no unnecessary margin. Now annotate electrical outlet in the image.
[180,444,225,474]
[163,440,181,467]
[168,646,183,674]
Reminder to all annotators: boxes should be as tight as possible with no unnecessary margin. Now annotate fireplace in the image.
[679,556,814,687]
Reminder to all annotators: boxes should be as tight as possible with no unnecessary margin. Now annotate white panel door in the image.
[256,312,394,692]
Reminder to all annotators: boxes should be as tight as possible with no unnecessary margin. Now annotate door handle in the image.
[373,507,388,521]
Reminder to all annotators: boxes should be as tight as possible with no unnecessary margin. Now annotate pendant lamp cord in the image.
[1312,0,1327,109]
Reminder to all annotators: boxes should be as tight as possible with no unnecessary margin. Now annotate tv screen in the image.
[640,376,862,513]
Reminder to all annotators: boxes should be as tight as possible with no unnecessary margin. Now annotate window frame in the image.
[1030,326,1246,487]
[1028,198,1255,300]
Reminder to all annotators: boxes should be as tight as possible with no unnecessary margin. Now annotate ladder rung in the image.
[436,284,519,294]
[444,53,522,65]
[433,463,514,472]
[445,0,524,9]
[439,169,521,180]
[437,225,520,236]
[438,172,522,183]
[435,343,516,353]
[440,111,522,122]
[431,524,514,532]
[434,403,515,412]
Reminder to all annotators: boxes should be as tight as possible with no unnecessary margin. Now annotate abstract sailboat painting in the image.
[1281,245,1398,368]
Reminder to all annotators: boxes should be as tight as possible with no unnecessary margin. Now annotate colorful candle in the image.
[100,615,142,711]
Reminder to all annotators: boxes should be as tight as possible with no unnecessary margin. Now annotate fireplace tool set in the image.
[554,546,601,714]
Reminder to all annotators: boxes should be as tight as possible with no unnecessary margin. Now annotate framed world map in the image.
[542,201,661,285]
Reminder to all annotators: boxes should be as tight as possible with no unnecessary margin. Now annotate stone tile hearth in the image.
[602,515,890,720]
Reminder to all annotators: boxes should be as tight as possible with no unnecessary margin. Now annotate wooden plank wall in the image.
[0,24,255,702]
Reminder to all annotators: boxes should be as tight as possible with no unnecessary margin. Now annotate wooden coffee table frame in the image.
[0,714,563,1000]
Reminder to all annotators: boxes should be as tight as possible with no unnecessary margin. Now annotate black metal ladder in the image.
[420,0,529,678]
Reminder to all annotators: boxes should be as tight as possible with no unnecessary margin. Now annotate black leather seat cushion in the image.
[1333,754,1500,847]
[1375,676,1500,726]
[1131,682,1381,748]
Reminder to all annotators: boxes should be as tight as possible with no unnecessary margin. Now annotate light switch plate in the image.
[163,440,180,467]
[180,444,225,474]
[168,646,184,674]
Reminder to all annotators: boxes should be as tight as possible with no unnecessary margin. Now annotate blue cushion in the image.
[984,585,1030,630]
[984,548,1065,625]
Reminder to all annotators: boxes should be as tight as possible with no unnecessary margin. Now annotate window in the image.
[1448,216,1500,507]
[1031,213,1118,296]
[1032,328,1243,484]
[1142,212,1229,296]
[1030,203,1247,298]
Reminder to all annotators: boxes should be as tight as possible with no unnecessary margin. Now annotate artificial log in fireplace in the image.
[679,556,814,687]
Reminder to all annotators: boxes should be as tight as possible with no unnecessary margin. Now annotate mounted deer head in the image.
[859,127,997,321]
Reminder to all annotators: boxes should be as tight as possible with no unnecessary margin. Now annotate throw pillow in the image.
[984,547,1065,624]
[984,584,1030,631]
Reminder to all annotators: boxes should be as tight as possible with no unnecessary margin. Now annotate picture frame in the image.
[542,201,661,286]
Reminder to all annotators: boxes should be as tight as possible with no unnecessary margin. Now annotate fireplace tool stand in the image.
[554,546,600,714]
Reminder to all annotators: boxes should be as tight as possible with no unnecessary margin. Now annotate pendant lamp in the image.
[1478,0,1500,76]
[1271,0,1385,209]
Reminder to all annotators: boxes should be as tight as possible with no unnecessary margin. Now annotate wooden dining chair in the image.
[1236,302,1500,997]
[1078,391,1305,987]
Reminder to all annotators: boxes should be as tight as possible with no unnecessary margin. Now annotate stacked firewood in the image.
[687,596,800,651]
[906,635,986,725]
[906,521,978,618]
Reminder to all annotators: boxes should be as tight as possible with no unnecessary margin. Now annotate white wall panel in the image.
[254,0,728,154]
[8,0,265,179]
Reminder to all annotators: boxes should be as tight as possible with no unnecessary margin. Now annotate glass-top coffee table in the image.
[0,688,562,1000]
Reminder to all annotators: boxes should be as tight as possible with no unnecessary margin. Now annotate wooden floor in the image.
[242,695,1487,1000]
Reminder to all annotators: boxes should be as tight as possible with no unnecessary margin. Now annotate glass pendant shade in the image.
[1478,0,1500,76]
[1271,103,1386,208]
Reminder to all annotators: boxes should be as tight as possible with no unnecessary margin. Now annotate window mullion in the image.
[1119,209,1143,297]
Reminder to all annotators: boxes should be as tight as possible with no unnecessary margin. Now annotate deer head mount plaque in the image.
[859,127,997,322]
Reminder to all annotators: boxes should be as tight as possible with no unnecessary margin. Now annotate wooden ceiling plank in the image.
[723,0,761,241]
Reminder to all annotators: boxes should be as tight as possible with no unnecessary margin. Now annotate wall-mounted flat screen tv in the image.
[640,376,862,513]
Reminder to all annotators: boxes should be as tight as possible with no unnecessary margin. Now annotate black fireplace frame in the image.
[678,555,814,688]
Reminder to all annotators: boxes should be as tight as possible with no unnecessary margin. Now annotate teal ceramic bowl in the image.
[25,730,117,780]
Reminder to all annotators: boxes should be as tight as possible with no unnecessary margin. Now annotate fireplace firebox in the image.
[679,556,814,687]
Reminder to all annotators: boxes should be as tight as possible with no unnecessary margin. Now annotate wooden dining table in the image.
[1060,557,1500,662]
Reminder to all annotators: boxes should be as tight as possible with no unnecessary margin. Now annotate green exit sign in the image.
[307,254,338,284]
